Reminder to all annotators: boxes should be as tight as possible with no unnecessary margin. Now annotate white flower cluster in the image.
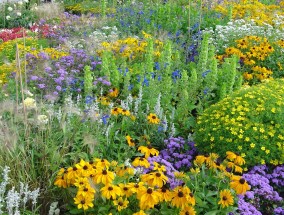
[204,17,284,53]
[0,166,40,215]
[65,26,119,55]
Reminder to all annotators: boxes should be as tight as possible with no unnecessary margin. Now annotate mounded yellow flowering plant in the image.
[195,79,284,167]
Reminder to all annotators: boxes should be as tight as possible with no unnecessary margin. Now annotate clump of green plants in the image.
[194,79,284,167]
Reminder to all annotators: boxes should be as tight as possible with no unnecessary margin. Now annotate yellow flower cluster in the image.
[214,0,284,26]
[54,155,196,213]
[97,36,163,60]
[193,152,250,197]
[0,38,68,84]
[217,36,275,82]
[65,4,116,14]
[195,79,284,167]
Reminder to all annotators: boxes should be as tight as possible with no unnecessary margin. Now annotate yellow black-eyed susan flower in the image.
[218,189,234,208]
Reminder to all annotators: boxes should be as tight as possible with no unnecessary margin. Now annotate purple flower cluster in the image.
[237,196,262,215]
[146,156,183,189]
[237,165,284,215]
[159,137,197,171]
[26,48,101,101]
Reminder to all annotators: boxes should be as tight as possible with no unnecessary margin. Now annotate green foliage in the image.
[0,1,38,28]
[194,79,284,167]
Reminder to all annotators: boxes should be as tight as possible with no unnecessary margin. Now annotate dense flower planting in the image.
[0,0,284,214]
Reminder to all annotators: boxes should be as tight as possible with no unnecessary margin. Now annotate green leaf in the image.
[69,208,83,214]
[204,210,220,215]
[206,191,218,197]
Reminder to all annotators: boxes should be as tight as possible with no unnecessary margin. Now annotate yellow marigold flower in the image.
[126,135,136,147]
[93,169,115,185]
[113,197,129,211]
[111,107,123,116]
[218,190,234,208]
[179,205,196,215]
[74,194,94,210]
[138,145,159,158]
[171,186,195,209]
[141,171,168,188]
[230,175,250,195]
[100,184,121,200]
[132,157,150,168]
[136,186,161,210]
[147,113,160,124]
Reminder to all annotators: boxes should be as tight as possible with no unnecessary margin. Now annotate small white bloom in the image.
[23,97,36,109]
[6,16,11,20]
[24,0,29,3]
[17,12,22,17]
[18,1,23,5]
[7,7,13,12]
[37,115,48,124]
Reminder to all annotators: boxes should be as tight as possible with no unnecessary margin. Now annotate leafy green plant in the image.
[194,79,284,167]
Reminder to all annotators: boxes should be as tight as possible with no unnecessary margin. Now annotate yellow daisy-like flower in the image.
[129,182,145,194]
[126,135,136,147]
[121,109,131,116]
[119,183,133,197]
[132,210,148,215]
[171,186,195,209]
[153,162,166,172]
[138,145,159,158]
[194,155,206,166]
[108,88,119,98]
[226,151,237,161]
[218,190,234,208]
[100,184,121,200]
[158,187,172,202]
[132,157,150,168]
[93,169,115,185]
[230,175,250,195]
[77,184,96,198]
[113,197,129,211]
[75,160,92,177]
[147,113,160,124]
[94,158,110,169]
[136,186,161,210]
[54,168,68,188]
[141,171,168,188]
[234,154,246,166]
[111,107,123,116]
[74,194,94,210]
[179,205,196,215]
[74,177,89,188]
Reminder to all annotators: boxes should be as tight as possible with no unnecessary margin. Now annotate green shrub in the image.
[194,79,284,167]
